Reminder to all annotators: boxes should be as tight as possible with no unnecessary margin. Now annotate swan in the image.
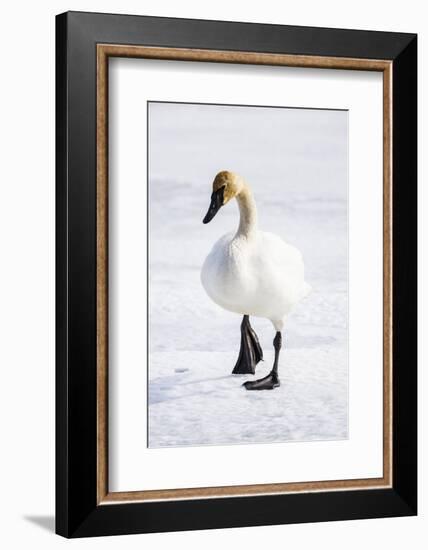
[201,171,311,390]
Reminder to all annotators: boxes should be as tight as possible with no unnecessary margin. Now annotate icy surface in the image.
[148,103,348,447]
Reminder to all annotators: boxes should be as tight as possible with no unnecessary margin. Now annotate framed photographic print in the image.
[56,11,417,538]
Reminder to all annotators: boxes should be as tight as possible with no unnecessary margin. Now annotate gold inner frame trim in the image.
[96,44,393,505]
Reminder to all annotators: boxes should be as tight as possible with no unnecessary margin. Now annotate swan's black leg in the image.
[272,332,282,375]
[243,332,282,390]
[232,315,263,374]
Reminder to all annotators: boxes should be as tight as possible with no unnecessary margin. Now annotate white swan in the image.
[201,171,311,390]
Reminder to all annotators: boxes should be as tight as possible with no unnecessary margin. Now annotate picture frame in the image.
[56,11,417,538]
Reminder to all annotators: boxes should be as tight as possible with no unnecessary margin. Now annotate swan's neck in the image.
[235,184,258,239]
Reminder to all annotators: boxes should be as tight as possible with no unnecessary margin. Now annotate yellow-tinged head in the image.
[212,170,244,204]
[203,171,243,224]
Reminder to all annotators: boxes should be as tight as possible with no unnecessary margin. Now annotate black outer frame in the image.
[56,11,417,538]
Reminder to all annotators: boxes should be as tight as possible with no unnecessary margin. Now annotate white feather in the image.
[201,177,311,331]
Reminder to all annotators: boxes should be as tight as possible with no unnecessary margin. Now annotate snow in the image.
[148,102,348,448]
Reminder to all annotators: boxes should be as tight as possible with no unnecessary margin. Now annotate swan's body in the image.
[201,171,310,390]
[201,230,310,331]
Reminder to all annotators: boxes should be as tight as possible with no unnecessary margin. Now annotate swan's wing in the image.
[258,232,305,267]
[255,232,309,299]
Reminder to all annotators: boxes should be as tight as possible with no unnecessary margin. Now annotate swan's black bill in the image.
[203,186,225,224]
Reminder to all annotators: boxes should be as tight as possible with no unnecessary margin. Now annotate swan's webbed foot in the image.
[243,370,280,390]
[232,315,263,375]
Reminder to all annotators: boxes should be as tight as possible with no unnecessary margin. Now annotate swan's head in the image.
[202,171,243,224]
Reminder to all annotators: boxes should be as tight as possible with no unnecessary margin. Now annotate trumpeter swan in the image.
[201,171,311,390]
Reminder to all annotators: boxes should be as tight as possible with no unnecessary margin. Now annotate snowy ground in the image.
[148,102,348,448]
